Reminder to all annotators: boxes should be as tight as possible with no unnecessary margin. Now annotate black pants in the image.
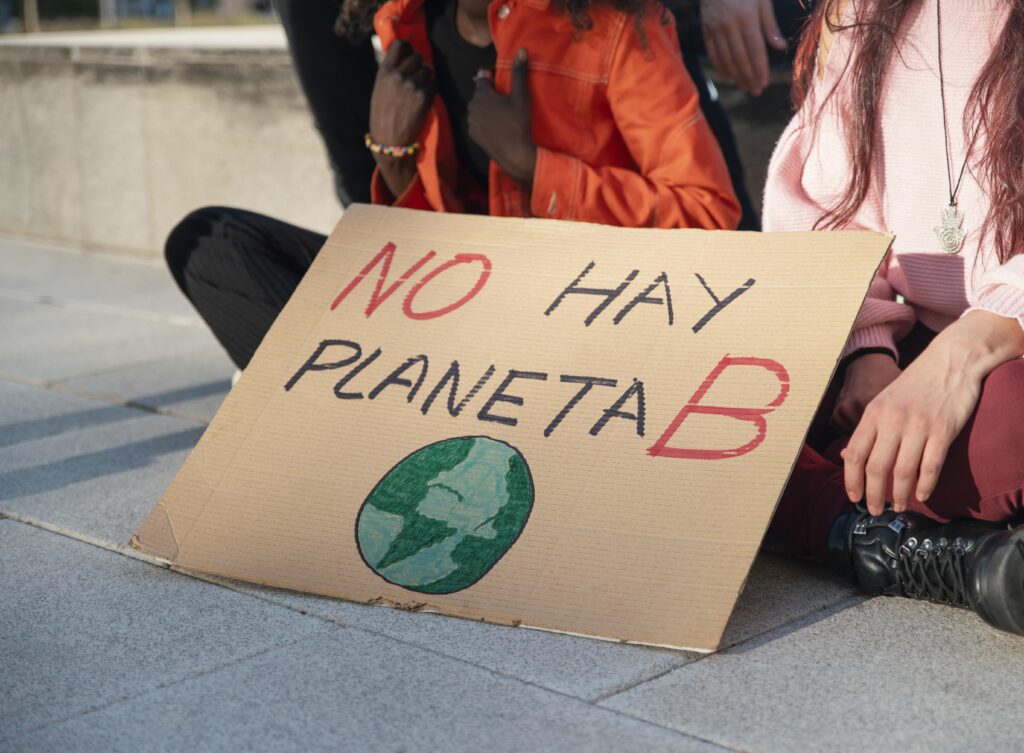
[272,0,808,230]
[166,206,325,369]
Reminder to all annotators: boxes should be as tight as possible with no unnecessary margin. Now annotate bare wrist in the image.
[936,310,1024,379]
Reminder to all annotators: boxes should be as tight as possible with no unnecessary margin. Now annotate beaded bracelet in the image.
[364,133,420,157]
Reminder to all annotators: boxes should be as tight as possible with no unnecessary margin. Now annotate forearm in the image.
[929,310,1024,381]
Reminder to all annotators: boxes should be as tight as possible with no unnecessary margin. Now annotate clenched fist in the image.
[468,48,537,185]
[369,39,436,147]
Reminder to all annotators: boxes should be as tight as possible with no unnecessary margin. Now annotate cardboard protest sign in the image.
[133,204,891,651]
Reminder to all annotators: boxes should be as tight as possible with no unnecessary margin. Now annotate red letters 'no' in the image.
[330,241,491,320]
[647,356,791,460]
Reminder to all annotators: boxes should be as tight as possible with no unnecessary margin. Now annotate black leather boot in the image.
[827,508,1024,636]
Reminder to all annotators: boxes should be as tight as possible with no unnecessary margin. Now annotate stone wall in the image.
[0,27,340,257]
[0,26,793,256]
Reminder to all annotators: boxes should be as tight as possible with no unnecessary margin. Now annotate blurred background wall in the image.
[0,1,790,257]
[0,9,340,256]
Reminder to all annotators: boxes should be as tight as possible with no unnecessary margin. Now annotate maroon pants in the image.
[770,324,1024,561]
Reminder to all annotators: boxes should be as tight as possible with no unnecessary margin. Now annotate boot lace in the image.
[895,536,972,607]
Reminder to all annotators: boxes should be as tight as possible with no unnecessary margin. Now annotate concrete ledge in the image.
[0,27,340,257]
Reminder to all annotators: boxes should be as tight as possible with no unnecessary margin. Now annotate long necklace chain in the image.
[934,0,970,254]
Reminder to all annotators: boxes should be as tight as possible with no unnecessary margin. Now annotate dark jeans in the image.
[274,0,377,207]
[770,324,1024,560]
[272,0,811,230]
[166,207,326,369]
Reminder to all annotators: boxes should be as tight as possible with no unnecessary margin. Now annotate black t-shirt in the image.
[425,0,496,190]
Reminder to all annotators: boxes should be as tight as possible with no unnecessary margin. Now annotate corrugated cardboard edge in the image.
[130,499,178,562]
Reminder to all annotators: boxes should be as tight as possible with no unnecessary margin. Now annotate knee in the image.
[973,359,1024,476]
[980,360,1024,421]
[164,206,232,288]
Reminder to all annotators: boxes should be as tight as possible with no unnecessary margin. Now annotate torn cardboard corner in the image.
[133,204,891,652]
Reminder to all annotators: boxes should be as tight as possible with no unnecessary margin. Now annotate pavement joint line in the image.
[590,661,697,705]
[45,351,188,386]
[0,287,202,328]
[0,509,171,568]
[713,593,870,656]
[587,587,866,705]
[0,371,212,426]
[11,631,339,739]
[594,593,872,709]
[0,234,167,268]
[206,581,745,752]
[3,511,741,751]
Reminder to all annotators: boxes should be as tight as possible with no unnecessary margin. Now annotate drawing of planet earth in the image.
[355,436,534,594]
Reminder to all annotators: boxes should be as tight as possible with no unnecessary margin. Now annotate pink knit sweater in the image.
[763,0,1022,360]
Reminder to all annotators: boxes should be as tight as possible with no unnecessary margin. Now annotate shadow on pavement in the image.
[0,427,204,500]
[0,380,226,449]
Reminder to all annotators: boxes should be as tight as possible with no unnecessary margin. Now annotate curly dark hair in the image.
[335,0,666,45]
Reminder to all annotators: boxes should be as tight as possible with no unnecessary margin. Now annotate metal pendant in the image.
[934,203,967,254]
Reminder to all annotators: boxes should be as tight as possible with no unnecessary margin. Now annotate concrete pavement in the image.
[2,236,1022,753]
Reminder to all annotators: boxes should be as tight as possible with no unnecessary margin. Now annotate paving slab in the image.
[719,551,857,648]
[240,584,697,703]
[0,380,200,546]
[602,596,1024,753]
[0,237,195,320]
[0,296,219,383]
[223,550,855,704]
[0,520,334,743]
[58,347,234,422]
[9,621,723,753]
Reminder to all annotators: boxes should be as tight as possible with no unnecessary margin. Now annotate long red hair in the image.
[792,0,1024,264]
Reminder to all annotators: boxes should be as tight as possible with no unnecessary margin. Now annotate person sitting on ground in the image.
[165,0,740,372]
[273,0,778,228]
[764,0,1024,636]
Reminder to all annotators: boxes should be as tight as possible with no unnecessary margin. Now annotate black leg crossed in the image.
[165,207,325,369]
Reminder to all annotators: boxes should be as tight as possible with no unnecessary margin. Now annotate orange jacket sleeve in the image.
[531,15,740,230]
[369,166,434,211]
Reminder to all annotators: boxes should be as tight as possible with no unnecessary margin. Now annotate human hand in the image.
[701,0,787,96]
[369,39,436,148]
[468,48,537,185]
[831,352,902,434]
[842,330,989,515]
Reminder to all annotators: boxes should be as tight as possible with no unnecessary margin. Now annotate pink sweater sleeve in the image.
[967,256,1024,331]
[762,25,915,361]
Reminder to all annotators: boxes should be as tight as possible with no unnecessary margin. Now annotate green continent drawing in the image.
[355,436,534,594]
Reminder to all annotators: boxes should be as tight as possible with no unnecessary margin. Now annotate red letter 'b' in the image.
[647,356,790,460]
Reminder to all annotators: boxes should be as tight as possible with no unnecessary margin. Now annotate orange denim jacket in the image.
[370,0,740,229]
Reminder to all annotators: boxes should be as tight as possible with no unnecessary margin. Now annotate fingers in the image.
[760,0,787,51]
[383,40,432,87]
[830,400,855,435]
[472,67,496,97]
[409,66,433,89]
[863,430,900,515]
[705,32,731,84]
[891,430,927,512]
[916,431,953,503]
[468,69,494,134]
[722,21,761,94]
[397,50,425,77]
[842,418,876,510]
[381,39,411,69]
[739,12,770,94]
[511,48,530,104]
